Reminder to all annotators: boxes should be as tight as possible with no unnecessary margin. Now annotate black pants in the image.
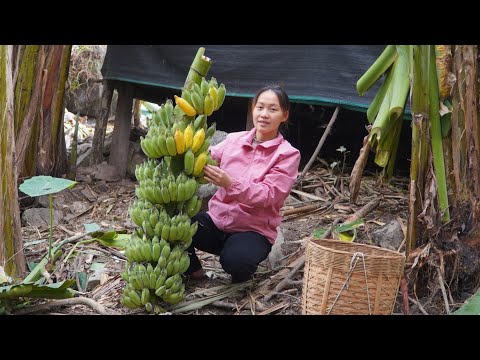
[185,212,272,283]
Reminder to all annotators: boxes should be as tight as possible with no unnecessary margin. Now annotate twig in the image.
[436,267,450,314]
[344,198,380,223]
[13,297,117,315]
[408,296,429,315]
[83,244,127,261]
[282,203,323,216]
[52,231,91,248]
[210,300,239,311]
[297,106,341,183]
[257,302,289,315]
[290,189,329,202]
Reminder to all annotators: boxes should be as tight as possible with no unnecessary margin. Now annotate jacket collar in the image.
[242,127,284,148]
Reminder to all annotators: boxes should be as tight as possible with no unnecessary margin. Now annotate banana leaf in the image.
[0,279,75,300]
[452,287,480,315]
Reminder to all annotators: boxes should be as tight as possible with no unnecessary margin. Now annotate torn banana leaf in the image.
[0,279,75,300]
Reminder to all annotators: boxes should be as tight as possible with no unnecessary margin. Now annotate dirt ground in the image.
[17,164,415,315]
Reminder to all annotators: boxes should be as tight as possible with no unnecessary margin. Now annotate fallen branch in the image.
[13,297,116,315]
[210,300,240,311]
[290,189,329,202]
[437,267,450,314]
[171,281,252,314]
[344,198,380,223]
[408,296,429,315]
[257,302,289,315]
[282,203,323,217]
[297,106,341,183]
[349,135,371,204]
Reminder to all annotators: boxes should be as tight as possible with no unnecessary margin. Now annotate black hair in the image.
[252,85,290,114]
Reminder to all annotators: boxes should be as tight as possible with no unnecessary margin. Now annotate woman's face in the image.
[252,90,288,139]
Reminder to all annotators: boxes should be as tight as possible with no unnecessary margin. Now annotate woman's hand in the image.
[203,165,232,188]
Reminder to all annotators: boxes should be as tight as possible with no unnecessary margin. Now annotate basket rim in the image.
[308,238,405,259]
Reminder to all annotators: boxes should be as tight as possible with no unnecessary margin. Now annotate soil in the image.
[15,164,478,316]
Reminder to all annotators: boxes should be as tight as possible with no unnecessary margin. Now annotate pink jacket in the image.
[207,128,301,244]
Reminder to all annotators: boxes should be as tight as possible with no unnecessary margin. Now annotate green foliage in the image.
[19,175,77,261]
[19,175,76,197]
[453,287,480,315]
[313,219,365,242]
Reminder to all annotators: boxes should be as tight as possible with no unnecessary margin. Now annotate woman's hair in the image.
[252,85,290,113]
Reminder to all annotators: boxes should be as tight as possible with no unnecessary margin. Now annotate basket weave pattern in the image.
[302,239,405,315]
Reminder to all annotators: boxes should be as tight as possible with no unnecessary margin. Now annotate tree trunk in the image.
[90,79,113,165]
[14,45,71,179]
[0,46,26,277]
[450,46,480,219]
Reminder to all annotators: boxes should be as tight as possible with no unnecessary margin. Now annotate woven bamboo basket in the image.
[302,239,405,315]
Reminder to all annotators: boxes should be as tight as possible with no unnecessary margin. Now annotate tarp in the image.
[101,45,387,112]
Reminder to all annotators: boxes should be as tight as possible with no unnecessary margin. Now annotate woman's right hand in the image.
[203,165,233,188]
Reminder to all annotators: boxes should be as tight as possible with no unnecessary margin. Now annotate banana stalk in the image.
[357,45,398,96]
[366,66,394,124]
[429,45,450,223]
[406,45,430,256]
[183,48,212,93]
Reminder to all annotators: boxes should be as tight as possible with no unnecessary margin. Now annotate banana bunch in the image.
[134,172,198,206]
[128,199,161,228]
[123,68,227,312]
[121,237,190,310]
[149,99,175,128]
[134,212,198,244]
[120,248,189,311]
[140,124,180,159]
[174,77,226,117]
[134,159,159,182]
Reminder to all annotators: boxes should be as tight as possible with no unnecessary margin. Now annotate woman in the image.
[185,85,301,283]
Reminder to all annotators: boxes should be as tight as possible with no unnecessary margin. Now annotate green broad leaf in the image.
[27,282,76,299]
[90,262,106,272]
[19,176,77,197]
[0,279,75,300]
[84,223,101,233]
[313,228,327,239]
[95,233,130,249]
[335,219,365,233]
[27,262,38,272]
[337,229,356,242]
[77,272,87,292]
[453,287,480,315]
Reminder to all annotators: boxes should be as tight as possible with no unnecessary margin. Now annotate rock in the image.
[371,220,404,251]
[22,208,63,227]
[86,267,108,291]
[210,130,228,147]
[197,183,218,211]
[65,45,118,118]
[37,195,65,209]
[95,163,122,182]
[81,188,97,202]
[96,181,110,193]
[75,173,93,183]
[127,141,147,180]
[70,201,90,214]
